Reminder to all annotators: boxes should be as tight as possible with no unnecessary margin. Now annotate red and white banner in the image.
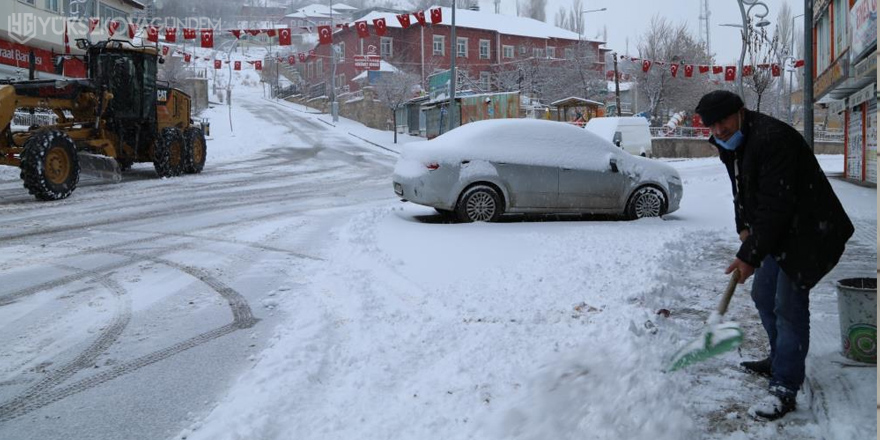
[108,20,120,37]
[724,66,736,81]
[183,28,196,40]
[147,25,159,43]
[373,18,387,36]
[430,8,443,24]
[234,61,241,70]
[165,27,177,42]
[278,28,291,46]
[200,29,213,48]
[414,10,427,26]
[355,21,369,38]
[318,25,333,44]
[397,14,411,28]
[354,54,381,70]
[214,59,221,69]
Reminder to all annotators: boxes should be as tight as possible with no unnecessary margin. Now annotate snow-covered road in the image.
[0,83,875,440]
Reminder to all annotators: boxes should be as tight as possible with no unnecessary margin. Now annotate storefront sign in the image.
[0,37,54,74]
[353,54,380,70]
[851,0,877,60]
[814,56,849,98]
[853,50,877,80]
[850,83,876,107]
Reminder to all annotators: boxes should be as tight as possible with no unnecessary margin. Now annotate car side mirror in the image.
[610,158,619,173]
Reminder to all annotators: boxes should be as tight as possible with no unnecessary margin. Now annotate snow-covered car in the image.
[392,119,683,222]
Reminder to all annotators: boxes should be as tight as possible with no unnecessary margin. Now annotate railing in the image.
[650,126,845,143]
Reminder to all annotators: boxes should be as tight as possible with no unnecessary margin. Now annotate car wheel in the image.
[456,185,503,223]
[626,186,666,219]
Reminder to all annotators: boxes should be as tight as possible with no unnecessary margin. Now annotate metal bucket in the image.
[835,278,877,363]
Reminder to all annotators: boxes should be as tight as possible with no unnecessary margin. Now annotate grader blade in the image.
[77,152,122,183]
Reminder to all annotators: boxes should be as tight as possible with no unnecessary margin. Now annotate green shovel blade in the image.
[666,322,744,372]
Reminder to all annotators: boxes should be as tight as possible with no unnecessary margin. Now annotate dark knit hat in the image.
[695,91,744,126]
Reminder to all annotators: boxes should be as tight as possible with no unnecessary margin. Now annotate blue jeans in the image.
[750,255,811,398]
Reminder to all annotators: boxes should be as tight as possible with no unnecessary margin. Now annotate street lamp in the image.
[735,0,771,97]
[580,8,607,39]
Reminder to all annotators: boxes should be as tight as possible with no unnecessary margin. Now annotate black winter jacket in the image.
[712,110,854,290]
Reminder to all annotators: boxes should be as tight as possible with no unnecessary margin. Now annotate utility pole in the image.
[330,0,339,121]
[803,0,813,150]
[447,3,456,133]
[612,52,621,116]
[698,0,711,56]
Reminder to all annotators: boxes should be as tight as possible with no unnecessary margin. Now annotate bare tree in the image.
[518,0,546,21]
[374,70,421,143]
[554,7,569,30]
[629,15,715,124]
[744,22,782,113]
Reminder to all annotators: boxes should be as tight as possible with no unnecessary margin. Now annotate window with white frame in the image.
[317,58,323,77]
[502,45,514,58]
[564,48,573,59]
[457,37,468,58]
[817,14,830,72]
[46,0,60,12]
[337,42,345,61]
[479,71,491,91]
[833,0,847,58]
[546,47,556,58]
[479,40,490,59]
[533,48,544,58]
[433,35,445,55]
[381,37,393,57]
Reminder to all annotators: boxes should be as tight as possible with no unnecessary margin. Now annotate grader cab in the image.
[0,39,206,201]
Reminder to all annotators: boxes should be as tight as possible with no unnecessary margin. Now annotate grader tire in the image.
[183,127,206,174]
[153,127,186,178]
[20,130,80,201]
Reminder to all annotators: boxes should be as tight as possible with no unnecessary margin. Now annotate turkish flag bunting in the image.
[108,20,120,37]
[308,49,316,58]
[200,29,214,48]
[183,28,196,40]
[724,66,737,81]
[641,60,652,72]
[670,64,679,77]
[771,63,781,77]
[698,65,710,74]
[373,18,387,36]
[278,28,291,46]
[128,23,138,39]
[288,55,296,65]
[298,53,306,61]
[165,27,177,42]
[161,45,170,56]
[742,65,753,76]
[684,65,694,77]
[234,61,241,71]
[266,29,277,37]
[64,22,70,54]
[247,29,262,36]
[214,60,221,69]
[355,21,369,38]
[414,11,427,26]
[318,25,333,44]
[147,25,159,43]
[712,65,723,74]
[229,30,242,39]
[793,59,805,68]
[430,8,442,24]
[184,53,192,63]
[255,60,262,71]
[397,14,411,28]
[89,18,100,34]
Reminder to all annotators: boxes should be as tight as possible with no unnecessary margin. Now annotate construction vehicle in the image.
[0,39,207,201]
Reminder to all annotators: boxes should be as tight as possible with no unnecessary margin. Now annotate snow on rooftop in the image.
[607,81,633,91]
[330,3,358,10]
[357,7,603,42]
[285,11,330,19]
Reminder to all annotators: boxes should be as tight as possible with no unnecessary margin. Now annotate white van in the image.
[585,116,653,157]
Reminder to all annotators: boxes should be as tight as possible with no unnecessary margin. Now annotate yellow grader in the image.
[0,39,206,200]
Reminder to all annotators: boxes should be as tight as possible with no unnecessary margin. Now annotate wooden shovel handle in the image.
[716,269,741,316]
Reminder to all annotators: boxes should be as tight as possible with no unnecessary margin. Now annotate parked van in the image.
[585,116,653,157]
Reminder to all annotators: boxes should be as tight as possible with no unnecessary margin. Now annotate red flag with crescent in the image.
[161,45,170,56]
[184,53,192,63]
[373,18,387,36]
[214,60,221,69]
[299,53,306,62]
[771,64,781,77]
[397,14,411,28]
[641,59,652,72]
[430,8,442,24]
[724,66,736,81]
[234,61,241,71]
[698,65,710,74]
[108,20,120,37]
[414,11,427,26]
[128,23,138,39]
[279,28,291,46]
[670,64,679,77]
[147,25,159,43]
[165,27,177,42]
[318,25,332,44]
[288,55,296,65]
[200,29,213,48]
[266,29,277,37]
[183,28,196,40]
[255,60,262,70]
[355,21,369,38]
[742,65,753,76]
[684,65,694,77]
[712,65,723,74]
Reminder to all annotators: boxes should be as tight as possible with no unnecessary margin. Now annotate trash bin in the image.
[835,277,877,363]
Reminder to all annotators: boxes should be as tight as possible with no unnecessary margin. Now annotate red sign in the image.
[354,54,381,70]
[0,38,56,75]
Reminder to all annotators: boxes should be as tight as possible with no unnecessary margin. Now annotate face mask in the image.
[716,130,744,151]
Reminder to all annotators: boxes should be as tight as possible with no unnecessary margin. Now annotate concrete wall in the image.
[285,87,390,130]
[652,138,845,158]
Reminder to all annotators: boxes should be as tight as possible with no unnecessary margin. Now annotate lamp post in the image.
[734,0,770,98]
[448,1,456,133]
[329,1,339,122]
[579,8,606,39]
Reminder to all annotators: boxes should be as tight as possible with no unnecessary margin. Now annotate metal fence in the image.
[13,110,58,128]
[650,126,845,143]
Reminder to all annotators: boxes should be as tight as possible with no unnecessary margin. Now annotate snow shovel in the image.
[666,269,744,372]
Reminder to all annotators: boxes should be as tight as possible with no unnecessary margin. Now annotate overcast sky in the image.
[480,0,806,64]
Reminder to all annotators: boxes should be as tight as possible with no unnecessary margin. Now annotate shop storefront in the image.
[0,37,86,80]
